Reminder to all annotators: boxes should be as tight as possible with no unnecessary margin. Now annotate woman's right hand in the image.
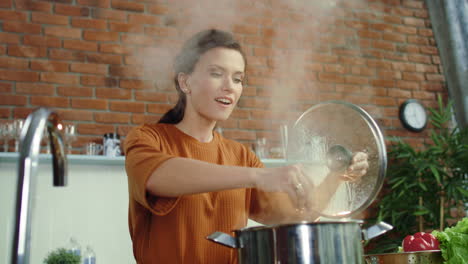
[254,164,313,211]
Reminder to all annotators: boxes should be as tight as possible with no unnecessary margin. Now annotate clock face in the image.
[400,100,427,132]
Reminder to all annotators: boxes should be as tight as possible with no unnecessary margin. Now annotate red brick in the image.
[418,28,433,37]
[112,0,144,12]
[367,59,393,70]
[383,14,401,24]
[71,63,107,75]
[121,34,154,46]
[128,14,161,25]
[78,123,114,136]
[0,108,10,118]
[432,56,441,64]
[30,96,69,108]
[310,54,339,63]
[31,60,69,72]
[0,32,20,44]
[3,22,41,34]
[224,130,256,141]
[147,103,172,114]
[237,97,270,109]
[0,70,39,82]
[372,41,396,51]
[403,72,425,81]
[72,18,107,30]
[345,75,369,85]
[120,79,152,90]
[372,79,395,87]
[144,26,176,37]
[55,109,93,121]
[397,44,420,53]
[0,95,27,106]
[12,107,34,119]
[16,83,54,95]
[345,20,369,29]
[83,30,119,42]
[64,40,98,51]
[378,70,402,80]
[8,45,47,58]
[420,46,438,55]
[110,101,145,113]
[55,4,90,16]
[318,72,345,83]
[414,10,429,19]
[421,83,444,92]
[392,62,416,72]
[110,65,144,78]
[415,64,438,73]
[402,0,424,9]
[0,57,29,69]
[324,64,347,74]
[394,25,417,35]
[72,98,107,110]
[57,86,93,97]
[408,36,429,45]
[32,13,69,25]
[426,74,444,82]
[396,80,420,90]
[233,24,258,35]
[383,52,408,61]
[100,44,134,54]
[96,87,131,99]
[0,0,11,8]
[49,49,86,61]
[92,8,126,21]
[239,120,270,130]
[16,0,51,11]
[94,112,130,123]
[81,75,117,87]
[408,54,431,64]
[0,10,28,21]
[86,53,121,65]
[41,72,79,85]
[0,82,13,93]
[383,32,406,43]
[23,35,61,47]
[148,4,169,15]
[358,30,381,39]
[374,97,396,106]
[403,17,425,27]
[389,89,412,98]
[413,91,435,100]
[134,91,167,102]
[340,56,367,66]
[45,26,82,39]
[109,22,143,33]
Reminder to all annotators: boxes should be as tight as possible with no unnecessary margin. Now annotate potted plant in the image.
[366,95,468,253]
[44,248,81,264]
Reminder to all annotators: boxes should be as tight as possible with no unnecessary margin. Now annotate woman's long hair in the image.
[158,29,246,124]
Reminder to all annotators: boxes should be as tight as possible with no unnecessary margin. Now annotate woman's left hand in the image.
[341,151,369,182]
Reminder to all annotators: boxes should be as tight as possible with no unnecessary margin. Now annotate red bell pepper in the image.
[402,232,440,252]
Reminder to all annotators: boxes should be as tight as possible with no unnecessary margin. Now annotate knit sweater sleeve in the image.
[124,125,180,215]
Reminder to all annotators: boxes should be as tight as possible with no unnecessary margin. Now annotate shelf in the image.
[0,153,287,167]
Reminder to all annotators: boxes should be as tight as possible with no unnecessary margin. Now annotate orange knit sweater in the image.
[124,123,263,264]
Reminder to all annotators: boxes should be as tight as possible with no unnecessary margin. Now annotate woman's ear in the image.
[177,72,191,94]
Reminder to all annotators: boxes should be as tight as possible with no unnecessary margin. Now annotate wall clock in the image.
[399,99,428,132]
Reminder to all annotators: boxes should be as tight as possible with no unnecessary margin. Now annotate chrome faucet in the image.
[11,108,68,264]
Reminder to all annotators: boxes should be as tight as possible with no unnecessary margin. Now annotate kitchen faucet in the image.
[11,108,68,264]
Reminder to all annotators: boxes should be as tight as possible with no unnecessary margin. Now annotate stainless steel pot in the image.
[208,221,392,264]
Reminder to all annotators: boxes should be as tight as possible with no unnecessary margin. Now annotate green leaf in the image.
[457,187,468,197]
[429,164,442,184]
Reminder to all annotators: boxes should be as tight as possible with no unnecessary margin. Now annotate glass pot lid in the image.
[287,101,387,219]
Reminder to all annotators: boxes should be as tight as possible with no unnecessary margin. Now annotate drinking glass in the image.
[13,119,24,152]
[65,124,77,154]
[255,137,267,159]
[1,121,15,152]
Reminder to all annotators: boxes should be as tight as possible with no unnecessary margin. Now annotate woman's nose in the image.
[222,78,235,91]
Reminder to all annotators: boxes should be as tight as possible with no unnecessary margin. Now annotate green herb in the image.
[43,248,81,264]
[432,218,468,264]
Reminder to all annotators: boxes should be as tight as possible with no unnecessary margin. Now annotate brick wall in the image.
[0,0,447,153]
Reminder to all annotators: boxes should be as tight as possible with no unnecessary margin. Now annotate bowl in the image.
[364,250,442,264]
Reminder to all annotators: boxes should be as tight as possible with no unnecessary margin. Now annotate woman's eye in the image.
[234,78,243,84]
[210,72,222,77]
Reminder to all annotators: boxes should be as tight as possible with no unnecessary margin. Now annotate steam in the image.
[134,0,372,225]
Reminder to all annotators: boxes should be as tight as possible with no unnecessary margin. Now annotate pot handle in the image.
[362,221,393,241]
[206,232,239,248]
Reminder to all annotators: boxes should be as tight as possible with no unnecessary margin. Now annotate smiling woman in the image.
[123,29,369,264]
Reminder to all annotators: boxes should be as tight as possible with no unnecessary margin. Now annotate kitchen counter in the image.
[0,153,283,263]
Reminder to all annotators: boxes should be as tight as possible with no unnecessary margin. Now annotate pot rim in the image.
[236,220,364,233]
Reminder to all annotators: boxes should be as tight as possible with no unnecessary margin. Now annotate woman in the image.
[124,29,368,263]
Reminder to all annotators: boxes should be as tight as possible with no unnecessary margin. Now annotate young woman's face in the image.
[181,47,245,123]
